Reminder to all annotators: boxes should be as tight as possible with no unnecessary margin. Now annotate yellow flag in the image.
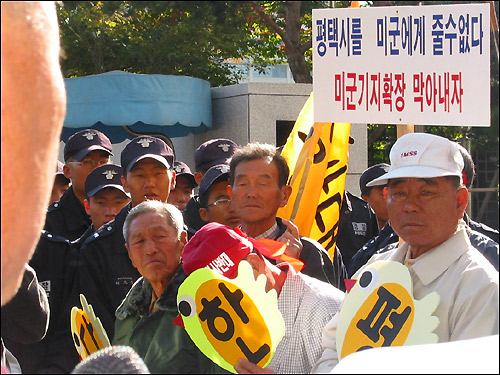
[278,94,351,260]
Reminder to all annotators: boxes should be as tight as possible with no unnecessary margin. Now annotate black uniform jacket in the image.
[335,191,379,269]
[79,203,141,341]
[274,218,348,291]
[183,195,207,239]
[45,186,91,241]
[4,232,80,373]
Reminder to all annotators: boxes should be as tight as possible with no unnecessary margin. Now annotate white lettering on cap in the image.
[400,151,418,158]
[206,252,235,275]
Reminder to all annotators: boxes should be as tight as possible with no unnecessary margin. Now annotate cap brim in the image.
[87,184,130,198]
[126,154,171,172]
[177,173,197,188]
[71,145,113,161]
[199,172,230,200]
[366,166,462,187]
[199,158,231,172]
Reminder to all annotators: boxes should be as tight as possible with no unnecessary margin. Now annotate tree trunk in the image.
[285,2,312,83]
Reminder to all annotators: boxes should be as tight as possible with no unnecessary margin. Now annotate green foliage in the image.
[57,1,256,86]
[245,1,330,72]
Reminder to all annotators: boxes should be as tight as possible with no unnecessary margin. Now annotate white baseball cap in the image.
[367,133,464,187]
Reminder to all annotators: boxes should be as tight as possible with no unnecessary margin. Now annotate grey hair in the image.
[123,201,184,243]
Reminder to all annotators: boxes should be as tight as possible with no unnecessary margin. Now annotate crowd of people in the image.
[1,2,498,374]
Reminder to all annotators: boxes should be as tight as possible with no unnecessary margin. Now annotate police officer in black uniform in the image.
[73,164,130,250]
[183,138,238,238]
[79,136,176,340]
[45,129,113,241]
[5,231,81,373]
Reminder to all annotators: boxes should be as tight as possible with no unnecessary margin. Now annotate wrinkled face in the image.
[86,188,131,230]
[167,175,194,211]
[122,158,175,207]
[200,180,241,228]
[363,186,389,222]
[229,158,289,226]
[385,177,467,254]
[126,212,184,284]
[65,150,110,197]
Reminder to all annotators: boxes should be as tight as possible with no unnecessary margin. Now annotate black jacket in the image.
[463,212,499,244]
[79,203,141,340]
[274,218,348,291]
[45,186,91,241]
[4,233,80,373]
[349,221,499,277]
[336,191,379,269]
[183,195,207,239]
[72,224,96,251]
[348,222,399,277]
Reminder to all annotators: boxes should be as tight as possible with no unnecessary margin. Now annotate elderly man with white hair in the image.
[313,133,499,373]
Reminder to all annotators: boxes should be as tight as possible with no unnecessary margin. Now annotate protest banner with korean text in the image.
[313,3,490,126]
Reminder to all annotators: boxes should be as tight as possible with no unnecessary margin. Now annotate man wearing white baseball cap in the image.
[313,133,498,373]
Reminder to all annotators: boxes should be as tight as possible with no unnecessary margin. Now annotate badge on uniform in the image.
[177,261,285,373]
[337,260,440,360]
[70,294,110,359]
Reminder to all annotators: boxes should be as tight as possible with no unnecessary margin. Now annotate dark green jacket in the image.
[113,266,220,374]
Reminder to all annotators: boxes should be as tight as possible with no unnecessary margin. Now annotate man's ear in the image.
[194,171,204,186]
[63,164,72,179]
[83,199,91,215]
[180,231,188,245]
[383,187,388,202]
[280,185,293,208]
[199,207,209,222]
[170,170,176,190]
[456,187,469,219]
[227,184,233,199]
[121,175,130,193]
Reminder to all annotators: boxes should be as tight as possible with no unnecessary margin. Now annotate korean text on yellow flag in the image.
[278,96,350,260]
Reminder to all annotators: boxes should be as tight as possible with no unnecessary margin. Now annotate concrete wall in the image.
[59,82,368,196]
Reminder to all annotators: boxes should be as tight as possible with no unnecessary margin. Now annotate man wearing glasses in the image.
[198,164,241,229]
[45,129,112,241]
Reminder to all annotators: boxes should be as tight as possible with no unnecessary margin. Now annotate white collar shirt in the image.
[268,264,344,374]
[312,223,498,373]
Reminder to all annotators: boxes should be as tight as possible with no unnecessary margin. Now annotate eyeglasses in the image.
[67,159,109,168]
[207,198,231,208]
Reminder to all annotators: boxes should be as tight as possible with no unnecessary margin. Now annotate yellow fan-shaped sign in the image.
[177,261,284,373]
[70,294,110,359]
[337,261,440,360]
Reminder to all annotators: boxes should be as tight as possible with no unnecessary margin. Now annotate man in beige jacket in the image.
[313,133,499,373]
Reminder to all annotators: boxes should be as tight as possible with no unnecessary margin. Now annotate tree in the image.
[57,1,257,86]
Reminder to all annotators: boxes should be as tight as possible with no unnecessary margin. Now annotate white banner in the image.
[313,3,490,126]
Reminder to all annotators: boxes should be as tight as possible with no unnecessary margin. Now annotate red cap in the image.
[182,222,304,279]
